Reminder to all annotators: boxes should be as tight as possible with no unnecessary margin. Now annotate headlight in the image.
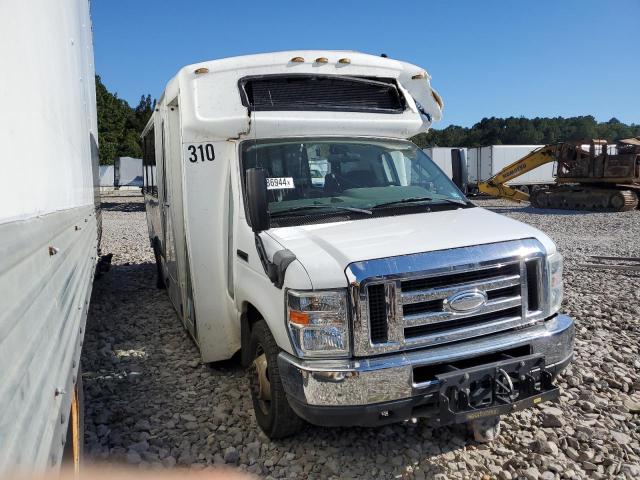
[286,289,350,358]
[546,252,564,315]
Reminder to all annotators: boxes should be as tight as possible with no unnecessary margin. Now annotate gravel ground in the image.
[82,195,640,479]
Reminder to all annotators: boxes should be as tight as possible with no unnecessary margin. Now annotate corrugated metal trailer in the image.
[0,0,99,473]
[468,145,555,187]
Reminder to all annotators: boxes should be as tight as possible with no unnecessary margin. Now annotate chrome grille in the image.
[400,262,522,332]
[347,239,548,357]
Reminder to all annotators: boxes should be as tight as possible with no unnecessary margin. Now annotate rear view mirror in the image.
[246,168,270,232]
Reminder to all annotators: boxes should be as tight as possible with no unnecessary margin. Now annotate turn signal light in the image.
[338,58,351,64]
[289,310,310,325]
[194,67,209,74]
[315,57,328,64]
[290,56,305,63]
[411,72,426,79]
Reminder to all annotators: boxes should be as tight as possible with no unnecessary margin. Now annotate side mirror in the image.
[246,167,270,232]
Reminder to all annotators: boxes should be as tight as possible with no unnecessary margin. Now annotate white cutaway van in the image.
[142,51,573,440]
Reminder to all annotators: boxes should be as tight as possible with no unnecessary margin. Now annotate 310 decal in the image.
[186,144,215,163]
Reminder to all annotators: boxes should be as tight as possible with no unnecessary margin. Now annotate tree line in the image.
[96,75,154,165]
[95,76,639,163]
[412,116,640,148]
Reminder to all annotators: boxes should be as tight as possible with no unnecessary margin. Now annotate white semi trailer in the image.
[0,0,99,473]
[143,51,573,441]
[422,147,467,180]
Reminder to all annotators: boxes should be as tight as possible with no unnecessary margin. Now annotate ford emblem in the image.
[445,290,487,313]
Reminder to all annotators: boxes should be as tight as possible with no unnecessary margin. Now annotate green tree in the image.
[95,76,155,164]
[412,116,640,148]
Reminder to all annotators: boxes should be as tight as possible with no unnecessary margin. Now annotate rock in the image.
[494,446,512,456]
[180,413,197,422]
[565,447,580,461]
[541,408,565,428]
[522,467,540,480]
[611,431,632,445]
[134,419,151,431]
[128,440,149,453]
[546,441,559,456]
[224,446,239,464]
[623,399,640,414]
[498,471,512,480]
[540,472,555,480]
[547,463,563,473]
[621,464,640,478]
[126,450,142,464]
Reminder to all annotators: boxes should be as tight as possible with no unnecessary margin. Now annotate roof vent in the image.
[240,75,406,114]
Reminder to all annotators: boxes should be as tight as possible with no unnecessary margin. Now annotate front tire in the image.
[249,320,304,438]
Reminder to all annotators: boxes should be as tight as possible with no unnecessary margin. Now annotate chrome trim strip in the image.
[345,239,545,285]
[404,296,522,328]
[278,314,574,406]
[404,315,526,346]
[400,273,521,305]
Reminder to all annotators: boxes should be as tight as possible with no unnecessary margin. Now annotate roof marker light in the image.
[315,57,328,64]
[290,56,305,63]
[338,58,351,64]
[411,72,426,80]
[194,67,209,74]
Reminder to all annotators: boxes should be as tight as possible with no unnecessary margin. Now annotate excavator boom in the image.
[477,145,559,202]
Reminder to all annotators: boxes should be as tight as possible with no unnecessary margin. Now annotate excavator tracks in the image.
[531,186,639,212]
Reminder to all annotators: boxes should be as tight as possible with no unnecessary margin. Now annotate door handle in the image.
[163,202,170,207]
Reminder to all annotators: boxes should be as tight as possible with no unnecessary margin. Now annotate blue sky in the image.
[91,0,640,128]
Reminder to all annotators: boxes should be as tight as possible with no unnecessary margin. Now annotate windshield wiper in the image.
[372,196,469,209]
[270,204,373,217]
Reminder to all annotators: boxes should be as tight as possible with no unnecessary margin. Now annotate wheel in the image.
[152,239,166,290]
[249,320,304,438]
[469,415,501,443]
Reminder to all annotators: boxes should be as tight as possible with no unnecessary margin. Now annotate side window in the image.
[142,126,157,196]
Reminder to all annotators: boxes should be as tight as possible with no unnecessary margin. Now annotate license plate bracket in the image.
[436,353,558,424]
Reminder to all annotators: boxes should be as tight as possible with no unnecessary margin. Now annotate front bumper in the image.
[278,314,574,426]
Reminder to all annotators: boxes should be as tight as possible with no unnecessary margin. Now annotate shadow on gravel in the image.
[100,201,146,213]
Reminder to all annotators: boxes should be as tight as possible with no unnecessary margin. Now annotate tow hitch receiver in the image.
[437,353,559,424]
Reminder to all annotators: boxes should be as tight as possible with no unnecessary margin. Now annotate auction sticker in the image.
[266,177,295,190]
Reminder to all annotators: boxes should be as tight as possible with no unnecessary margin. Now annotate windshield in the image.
[241,138,468,219]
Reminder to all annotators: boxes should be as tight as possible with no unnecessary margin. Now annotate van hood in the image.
[267,207,556,290]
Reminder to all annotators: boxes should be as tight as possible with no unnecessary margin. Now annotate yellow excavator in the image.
[478,139,640,211]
